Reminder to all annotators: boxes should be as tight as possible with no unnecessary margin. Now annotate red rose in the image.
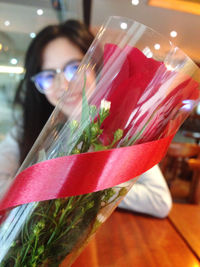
[98,44,199,145]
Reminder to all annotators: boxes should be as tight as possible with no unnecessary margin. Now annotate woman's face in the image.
[41,37,84,115]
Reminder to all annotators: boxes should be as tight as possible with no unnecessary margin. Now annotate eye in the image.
[63,62,80,81]
[35,71,56,91]
[45,73,55,79]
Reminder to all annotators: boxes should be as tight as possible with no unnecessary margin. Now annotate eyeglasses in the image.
[31,60,81,94]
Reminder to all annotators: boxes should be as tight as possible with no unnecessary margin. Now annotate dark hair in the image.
[14,20,94,164]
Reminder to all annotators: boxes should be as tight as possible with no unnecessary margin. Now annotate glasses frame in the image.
[31,60,81,94]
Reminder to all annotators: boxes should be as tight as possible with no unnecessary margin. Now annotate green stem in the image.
[46,197,74,246]
[31,235,39,263]
[21,242,32,263]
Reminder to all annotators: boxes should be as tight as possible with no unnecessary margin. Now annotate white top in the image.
[0,129,20,198]
[0,130,172,218]
[118,165,172,218]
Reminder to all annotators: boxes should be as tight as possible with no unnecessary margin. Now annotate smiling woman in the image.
[0,19,95,198]
[0,18,173,219]
[13,19,94,164]
[31,37,83,113]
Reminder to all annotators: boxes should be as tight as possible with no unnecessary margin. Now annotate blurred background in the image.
[0,0,200,203]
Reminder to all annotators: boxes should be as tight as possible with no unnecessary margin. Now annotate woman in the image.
[0,19,172,218]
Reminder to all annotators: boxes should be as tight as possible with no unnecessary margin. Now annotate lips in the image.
[66,93,81,102]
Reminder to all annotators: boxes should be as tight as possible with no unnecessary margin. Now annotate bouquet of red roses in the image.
[0,17,199,267]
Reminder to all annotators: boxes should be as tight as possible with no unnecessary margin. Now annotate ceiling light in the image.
[166,64,176,71]
[4,20,10,26]
[0,66,24,74]
[170,31,177,38]
[30,32,36,38]
[37,9,44,15]
[143,47,153,58]
[120,22,128,30]
[196,103,200,115]
[10,58,18,65]
[131,0,139,5]
[181,100,194,112]
[146,52,153,58]
[154,44,160,50]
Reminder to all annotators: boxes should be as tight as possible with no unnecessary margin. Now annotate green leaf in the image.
[89,105,97,121]
[93,143,108,151]
[80,72,90,137]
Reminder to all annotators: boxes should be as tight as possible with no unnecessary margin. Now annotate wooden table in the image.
[64,205,200,267]
[169,203,200,260]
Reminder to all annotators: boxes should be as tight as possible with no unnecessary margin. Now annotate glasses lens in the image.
[33,71,56,93]
[63,61,80,82]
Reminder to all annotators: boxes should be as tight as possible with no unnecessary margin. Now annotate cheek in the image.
[45,69,96,115]
[85,69,96,96]
[45,90,58,107]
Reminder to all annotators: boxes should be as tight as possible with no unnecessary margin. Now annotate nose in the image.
[52,73,69,100]
[59,72,69,92]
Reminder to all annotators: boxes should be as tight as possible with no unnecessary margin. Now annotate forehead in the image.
[42,37,83,70]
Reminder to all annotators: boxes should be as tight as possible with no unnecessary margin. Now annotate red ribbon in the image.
[0,134,173,211]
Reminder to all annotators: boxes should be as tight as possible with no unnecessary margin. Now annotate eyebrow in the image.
[42,59,82,72]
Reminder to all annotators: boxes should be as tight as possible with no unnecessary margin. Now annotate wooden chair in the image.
[187,158,200,204]
[160,142,200,203]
